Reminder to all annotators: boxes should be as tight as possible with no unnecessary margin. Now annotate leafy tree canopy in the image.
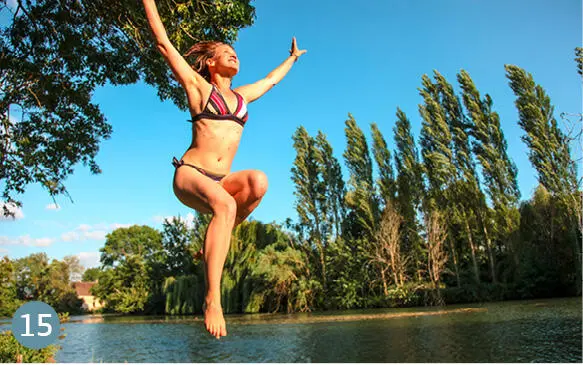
[0,0,255,214]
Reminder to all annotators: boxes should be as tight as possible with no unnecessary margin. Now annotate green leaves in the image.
[0,257,21,318]
[371,123,396,205]
[0,0,255,211]
[343,113,378,239]
[505,65,578,199]
[94,225,163,313]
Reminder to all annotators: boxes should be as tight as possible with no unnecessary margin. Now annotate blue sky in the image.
[1,0,581,269]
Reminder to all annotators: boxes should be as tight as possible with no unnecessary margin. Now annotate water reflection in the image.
[46,297,582,362]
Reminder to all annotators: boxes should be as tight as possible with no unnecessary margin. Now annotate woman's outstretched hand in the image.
[289,37,307,58]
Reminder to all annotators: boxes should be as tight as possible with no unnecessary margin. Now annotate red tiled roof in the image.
[72,281,96,296]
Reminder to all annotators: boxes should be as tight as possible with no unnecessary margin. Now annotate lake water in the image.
[2,297,581,362]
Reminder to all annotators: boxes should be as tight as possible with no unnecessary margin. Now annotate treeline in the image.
[87,62,579,314]
[88,218,314,315]
[0,255,84,317]
[288,64,581,309]
[1,62,580,317]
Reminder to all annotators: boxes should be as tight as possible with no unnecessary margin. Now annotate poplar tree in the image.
[505,65,578,200]
[343,113,379,240]
[505,64,581,291]
[371,123,396,206]
[291,126,326,284]
[418,74,460,286]
[314,131,346,239]
[458,70,520,267]
[342,113,381,300]
[393,108,425,281]
[435,71,488,283]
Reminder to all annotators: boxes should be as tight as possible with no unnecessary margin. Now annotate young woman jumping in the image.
[142,0,306,339]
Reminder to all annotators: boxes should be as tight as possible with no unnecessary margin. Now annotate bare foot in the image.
[203,301,227,339]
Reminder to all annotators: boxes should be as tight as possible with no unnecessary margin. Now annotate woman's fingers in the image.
[290,37,306,57]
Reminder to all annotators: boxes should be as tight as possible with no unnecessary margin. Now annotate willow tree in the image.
[418,74,460,286]
[371,123,396,207]
[393,108,425,281]
[458,70,520,271]
[253,243,317,313]
[160,216,204,315]
[506,64,581,293]
[0,0,255,214]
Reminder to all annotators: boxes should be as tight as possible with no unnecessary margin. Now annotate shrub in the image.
[0,331,58,363]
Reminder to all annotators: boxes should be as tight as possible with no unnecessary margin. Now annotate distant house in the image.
[72,281,103,311]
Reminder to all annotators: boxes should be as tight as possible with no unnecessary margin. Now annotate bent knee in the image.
[211,195,237,218]
[249,171,268,199]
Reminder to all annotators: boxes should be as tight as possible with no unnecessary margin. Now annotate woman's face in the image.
[209,44,239,76]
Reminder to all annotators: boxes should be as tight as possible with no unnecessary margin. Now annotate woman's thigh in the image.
[173,166,235,214]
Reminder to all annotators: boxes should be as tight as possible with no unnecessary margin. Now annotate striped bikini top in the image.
[189,85,248,127]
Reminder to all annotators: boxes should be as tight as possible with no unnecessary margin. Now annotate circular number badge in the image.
[11,301,60,349]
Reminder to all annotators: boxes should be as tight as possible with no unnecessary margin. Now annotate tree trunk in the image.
[481,220,497,283]
[463,218,480,283]
[381,269,388,296]
[447,237,461,287]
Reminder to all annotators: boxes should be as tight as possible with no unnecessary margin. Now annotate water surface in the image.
[3,297,581,362]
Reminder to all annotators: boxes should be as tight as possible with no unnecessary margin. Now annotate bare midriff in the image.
[180,118,243,176]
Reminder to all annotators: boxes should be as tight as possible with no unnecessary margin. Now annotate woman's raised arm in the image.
[142,0,206,89]
[235,37,306,103]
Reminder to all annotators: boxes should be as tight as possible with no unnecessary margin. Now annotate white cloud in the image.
[77,251,101,269]
[0,248,8,254]
[34,238,54,247]
[60,222,133,243]
[77,224,92,232]
[61,231,80,242]
[61,228,106,242]
[0,202,24,221]
[45,203,60,211]
[84,230,106,240]
[110,223,133,230]
[0,219,136,249]
[153,213,196,229]
[0,235,55,247]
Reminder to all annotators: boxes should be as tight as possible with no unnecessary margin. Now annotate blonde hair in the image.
[183,41,231,82]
